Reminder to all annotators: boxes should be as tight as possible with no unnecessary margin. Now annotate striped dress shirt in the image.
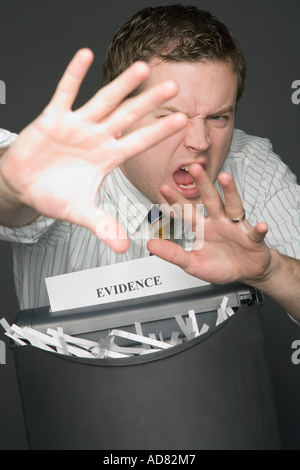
[1,128,300,309]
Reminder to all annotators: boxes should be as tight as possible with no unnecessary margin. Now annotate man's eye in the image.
[209,115,228,125]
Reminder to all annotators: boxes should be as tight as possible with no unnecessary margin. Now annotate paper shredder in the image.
[12,282,281,449]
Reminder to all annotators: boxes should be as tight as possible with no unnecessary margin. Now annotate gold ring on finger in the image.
[230,209,246,223]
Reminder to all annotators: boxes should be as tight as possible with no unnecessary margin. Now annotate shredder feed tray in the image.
[14,282,263,342]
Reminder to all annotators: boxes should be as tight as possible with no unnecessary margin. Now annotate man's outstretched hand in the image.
[0,48,187,252]
[148,164,271,286]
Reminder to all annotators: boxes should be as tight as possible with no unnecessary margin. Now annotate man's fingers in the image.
[95,211,130,253]
[158,184,205,250]
[103,80,180,135]
[49,49,94,111]
[67,205,130,253]
[147,238,190,270]
[77,61,151,122]
[249,222,269,244]
[217,172,245,222]
[189,164,224,217]
[111,113,187,168]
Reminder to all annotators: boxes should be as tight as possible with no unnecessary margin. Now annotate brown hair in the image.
[102,4,246,101]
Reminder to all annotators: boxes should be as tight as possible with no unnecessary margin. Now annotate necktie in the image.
[147,206,172,240]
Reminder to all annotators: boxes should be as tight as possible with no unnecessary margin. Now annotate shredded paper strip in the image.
[0,297,234,359]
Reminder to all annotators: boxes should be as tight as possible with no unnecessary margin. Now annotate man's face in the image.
[119,59,238,205]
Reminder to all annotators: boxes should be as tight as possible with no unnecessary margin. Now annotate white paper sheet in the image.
[45,255,209,312]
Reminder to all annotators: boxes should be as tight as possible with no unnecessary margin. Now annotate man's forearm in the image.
[253,249,300,323]
[0,146,9,158]
[0,148,39,227]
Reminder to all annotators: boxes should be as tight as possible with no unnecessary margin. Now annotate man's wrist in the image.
[0,153,38,227]
[0,146,10,159]
[251,249,300,322]
[251,248,281,292]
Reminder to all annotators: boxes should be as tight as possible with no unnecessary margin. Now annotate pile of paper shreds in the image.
[0,296,234,359]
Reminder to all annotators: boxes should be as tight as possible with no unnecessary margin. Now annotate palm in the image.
[184,215,271,284]
[0,49,187,252]
[12,113,111,221]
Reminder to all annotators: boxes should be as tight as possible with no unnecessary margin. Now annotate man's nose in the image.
[183,119,210,154]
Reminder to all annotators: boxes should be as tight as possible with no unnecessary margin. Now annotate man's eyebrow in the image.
[155,105,235,116]
[210,105,234,115]
[155,105,182,114]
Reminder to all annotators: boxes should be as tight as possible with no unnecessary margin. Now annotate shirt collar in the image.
[102,168,194,246]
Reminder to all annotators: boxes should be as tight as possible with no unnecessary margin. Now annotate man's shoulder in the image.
[223,129,286,186]
[0,128,18,147]
[225,129,279,177]
[224,129,296,194]
[229,129,272,159]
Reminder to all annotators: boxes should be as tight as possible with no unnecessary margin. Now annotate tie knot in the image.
[148,206,171,240]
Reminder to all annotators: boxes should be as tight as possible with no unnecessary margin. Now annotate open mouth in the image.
[173,165,197,189]
[173,165,196,189]
[173,164,205,192]
[172,164,206,198]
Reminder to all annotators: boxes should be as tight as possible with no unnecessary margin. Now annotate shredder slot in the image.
[14,282,262,343]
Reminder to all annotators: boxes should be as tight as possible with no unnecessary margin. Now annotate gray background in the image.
[1,0,300,449]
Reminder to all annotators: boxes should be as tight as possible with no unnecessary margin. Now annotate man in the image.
[1,5,300,322]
